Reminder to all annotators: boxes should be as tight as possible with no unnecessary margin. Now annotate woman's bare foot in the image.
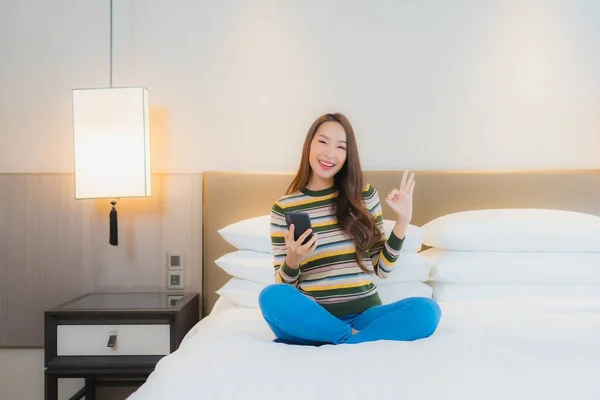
[351,328,359,335]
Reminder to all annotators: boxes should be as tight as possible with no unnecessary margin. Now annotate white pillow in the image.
[215,250,432,285]
[215,250,276,284]
[218,215,273,253]
[216,278,268,308]
[366,252,433,284]
[421,248,600,284]
[430,282,600,301]
[215,278,433,309]
[218,215,423,253]
[421,208,600,252]
[215,278,266,308]
[376,282,433,304]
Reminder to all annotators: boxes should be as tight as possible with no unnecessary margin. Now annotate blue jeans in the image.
[258,284,442,345]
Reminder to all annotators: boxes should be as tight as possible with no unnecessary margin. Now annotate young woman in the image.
[258,112,441,345]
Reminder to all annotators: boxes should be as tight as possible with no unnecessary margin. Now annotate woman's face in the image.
[308,121,347,182]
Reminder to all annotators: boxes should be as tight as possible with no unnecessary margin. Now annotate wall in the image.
[0,173,202,399]
[2,0,599,175]
[0,173,203,346]
[1,0,599,399]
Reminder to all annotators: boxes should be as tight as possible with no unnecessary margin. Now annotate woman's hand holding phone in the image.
[284,224,318,269]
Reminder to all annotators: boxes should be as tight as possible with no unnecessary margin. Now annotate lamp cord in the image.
[109,0,113,87]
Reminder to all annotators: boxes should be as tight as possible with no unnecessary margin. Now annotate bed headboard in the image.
[201,169,600,316]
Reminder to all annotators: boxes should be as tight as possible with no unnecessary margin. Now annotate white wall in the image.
[2,1,600,399]
[1,0,599,174]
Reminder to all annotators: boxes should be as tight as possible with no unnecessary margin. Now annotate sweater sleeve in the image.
[270,200,300,285]
[363,184,405,278]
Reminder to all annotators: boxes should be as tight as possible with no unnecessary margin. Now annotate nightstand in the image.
[44,292,200,400]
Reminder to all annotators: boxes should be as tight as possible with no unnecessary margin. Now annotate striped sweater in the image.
[270,183,404,317]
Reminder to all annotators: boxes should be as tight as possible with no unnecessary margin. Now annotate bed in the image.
[128,169,600,400]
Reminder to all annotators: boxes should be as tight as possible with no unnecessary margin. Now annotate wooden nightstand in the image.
[44,292,200,400]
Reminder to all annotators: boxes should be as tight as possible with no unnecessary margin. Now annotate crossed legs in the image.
[258,284,441,345]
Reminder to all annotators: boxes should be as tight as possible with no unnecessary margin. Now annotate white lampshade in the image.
[72,87,151,199]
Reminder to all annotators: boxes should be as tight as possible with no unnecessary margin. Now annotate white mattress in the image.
[128,297,600,400]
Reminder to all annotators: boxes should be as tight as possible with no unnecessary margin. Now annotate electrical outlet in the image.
[167,270,184,289]
[167,252,183,271]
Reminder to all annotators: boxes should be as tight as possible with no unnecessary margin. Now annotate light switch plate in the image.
[167,270,184,289]
[167,252,183,271]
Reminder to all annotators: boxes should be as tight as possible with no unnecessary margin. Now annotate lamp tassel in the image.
[109,200,118,246]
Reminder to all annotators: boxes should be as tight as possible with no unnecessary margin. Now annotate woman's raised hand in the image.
[385,169,415,224]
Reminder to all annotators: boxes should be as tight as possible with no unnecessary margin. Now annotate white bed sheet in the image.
[129,297,600,400]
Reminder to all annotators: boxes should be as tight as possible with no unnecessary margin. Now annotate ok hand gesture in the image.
[385,170,415,224]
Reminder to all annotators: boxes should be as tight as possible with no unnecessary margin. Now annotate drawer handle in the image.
[107,334,117,348]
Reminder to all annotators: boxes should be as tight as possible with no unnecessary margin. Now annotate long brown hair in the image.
[286,113,383,274]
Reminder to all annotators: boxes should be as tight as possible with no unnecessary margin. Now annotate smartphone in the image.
[284,212,314,245]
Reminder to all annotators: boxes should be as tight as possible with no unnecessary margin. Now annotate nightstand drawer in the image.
[56,324,171,356]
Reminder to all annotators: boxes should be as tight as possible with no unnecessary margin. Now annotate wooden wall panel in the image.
[0,173,203,347]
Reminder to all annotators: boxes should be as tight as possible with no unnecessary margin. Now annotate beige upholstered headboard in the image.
[201,169,600,316]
